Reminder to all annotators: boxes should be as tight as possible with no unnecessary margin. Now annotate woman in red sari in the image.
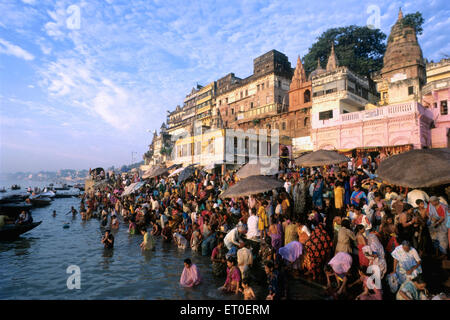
[304,223,333,280]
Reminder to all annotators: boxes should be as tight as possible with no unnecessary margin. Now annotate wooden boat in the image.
[0,202,33,216]
[29,195,52,207]
[11,185,21,190]
[0,221,42,240]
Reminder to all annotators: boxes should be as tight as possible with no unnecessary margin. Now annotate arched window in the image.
[304,89,311,103]
[304,117,309,127]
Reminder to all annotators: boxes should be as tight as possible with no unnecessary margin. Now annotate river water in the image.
[0,188,324,300]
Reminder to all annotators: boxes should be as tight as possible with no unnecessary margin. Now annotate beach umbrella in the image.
[236,161,278,179]
[121,181,146,197]
[219,175,283,199]
[178,166,195,183]
[168,167,184,177]
[376,148,450,188]
[142,166,167,179]
[294,149,349,167]
[146,167,168,179]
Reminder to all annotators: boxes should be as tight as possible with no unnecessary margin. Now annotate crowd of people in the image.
[80,154,450,300]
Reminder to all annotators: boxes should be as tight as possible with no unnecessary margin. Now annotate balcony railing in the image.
[312,102,428,129]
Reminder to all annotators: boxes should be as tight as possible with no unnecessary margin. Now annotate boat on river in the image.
[0,202,33,216]
[28,194,52,207]
[0,221,42,240]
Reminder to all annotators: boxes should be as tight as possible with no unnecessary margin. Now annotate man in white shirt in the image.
[237,242,253,279]
[246,209,260,239]
[224,225,247,250]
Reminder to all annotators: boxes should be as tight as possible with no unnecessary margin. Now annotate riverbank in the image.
[0,196,324,299]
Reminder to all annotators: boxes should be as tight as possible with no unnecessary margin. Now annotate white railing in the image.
[312,102,424,129]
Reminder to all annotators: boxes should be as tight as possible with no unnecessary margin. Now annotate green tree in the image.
[401,11,425,35]
[303,25,386,77]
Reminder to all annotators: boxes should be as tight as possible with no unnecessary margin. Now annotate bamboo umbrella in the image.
[376,148,450,188]
[219,175,283,199]
[295,149,349,167]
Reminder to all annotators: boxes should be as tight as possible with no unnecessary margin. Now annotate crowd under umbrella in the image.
[294,149,350,167]
[236,161,278,179]
[376,148,450,188]
[219,175,284,199]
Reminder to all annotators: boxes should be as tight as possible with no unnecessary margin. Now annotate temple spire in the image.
[326,43,338,72]
[294,56,306,82]
[398,7,403,20]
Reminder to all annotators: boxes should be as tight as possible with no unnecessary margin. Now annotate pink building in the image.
[311,101,433,150]
[311,9,438,152]
[422,58,450,148]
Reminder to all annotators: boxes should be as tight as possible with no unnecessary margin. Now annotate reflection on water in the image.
[0,197,324,300]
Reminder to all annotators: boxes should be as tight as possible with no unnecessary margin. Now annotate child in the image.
[240,279,256,300]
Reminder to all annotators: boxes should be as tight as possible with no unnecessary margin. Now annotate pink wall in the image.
[312,102,434,150]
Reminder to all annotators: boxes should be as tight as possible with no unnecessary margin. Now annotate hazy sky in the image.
[1,0,449,173]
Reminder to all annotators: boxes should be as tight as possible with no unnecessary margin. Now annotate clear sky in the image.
[1,0,449,173]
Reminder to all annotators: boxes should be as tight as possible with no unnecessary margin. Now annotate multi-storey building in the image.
[422,58,450,148]
[216,50,293,132]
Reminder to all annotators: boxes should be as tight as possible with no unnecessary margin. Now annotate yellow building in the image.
[195,81,216,127]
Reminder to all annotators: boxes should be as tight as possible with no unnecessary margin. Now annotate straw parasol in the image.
[236,161,278,179]
[219,175,283,199]
[295,149,349,167]
[376,148,450,188]
[168,167,184,177]
[142,166,168,179]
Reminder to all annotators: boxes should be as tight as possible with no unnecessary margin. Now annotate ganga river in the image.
[0,194,324,300]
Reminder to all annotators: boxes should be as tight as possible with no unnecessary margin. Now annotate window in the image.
[225,98,228,103]
[408,86,414,95]
[231,108,234,115]
[261,83,264,90]
[278,80,281,88]
[278,95,282,104]
[304,117,309,127]
[319,110,333,120]
[433,103,437,108]
[250,102,254,109]
[245,89,248,96]
[441,100,448,115]
[257,84,260,91]
[282,122,286,130]
[304,89,311,103]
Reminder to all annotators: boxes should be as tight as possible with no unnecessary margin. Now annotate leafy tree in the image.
[401,11,424,35]
[303,25,387,77]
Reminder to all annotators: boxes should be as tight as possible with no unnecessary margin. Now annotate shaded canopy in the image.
[168,167,184,177]
[219,175,283,199]
[92,167,105,175]
[236,161,278,179]
[121,181,146,197]
[295,150,349,167]
[376,148,450,188]
[178,166,196,183]
[142,166,168,179]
